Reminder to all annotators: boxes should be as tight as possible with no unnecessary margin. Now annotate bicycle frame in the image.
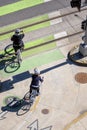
[29,89,38,105]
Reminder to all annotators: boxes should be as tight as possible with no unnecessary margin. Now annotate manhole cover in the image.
[41,109,49,114]
[75,72,87,84]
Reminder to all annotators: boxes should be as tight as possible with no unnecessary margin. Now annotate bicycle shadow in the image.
[0,92,31,119]
[0,54,16,71]
[0,44,17,72]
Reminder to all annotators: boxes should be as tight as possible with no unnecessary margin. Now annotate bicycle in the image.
[3,89,39,116]
[5,44,23,63]
[3,44,23,73]
[17,89,39,116]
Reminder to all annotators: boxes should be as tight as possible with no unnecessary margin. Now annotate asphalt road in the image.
[0,0,19,6]
[0,0,71,27]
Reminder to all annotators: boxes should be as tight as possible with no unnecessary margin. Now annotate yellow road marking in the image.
[30,96,40,111]
[64,112,87,130]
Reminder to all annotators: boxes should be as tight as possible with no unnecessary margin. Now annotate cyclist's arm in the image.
[21,33,25,39]
[40,76,44,82]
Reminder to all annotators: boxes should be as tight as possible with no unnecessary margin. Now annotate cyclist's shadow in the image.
[1,92,31,117]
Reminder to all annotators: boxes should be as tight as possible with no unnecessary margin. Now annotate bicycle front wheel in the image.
[24,91,30,100]
[4,44,14,55]
[4,61,20,73]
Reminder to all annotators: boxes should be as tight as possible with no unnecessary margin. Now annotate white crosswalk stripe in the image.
[44,0,52,2]
[54,31,67,39]
[48,11,62,25]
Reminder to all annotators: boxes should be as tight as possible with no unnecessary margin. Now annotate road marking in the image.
[54,31,67,39]
[64,112,87,130]
[30,96,40,111]
[44,0,52,2]
[27,119,52,130]
[0,0,44,16]
[48,11,62,25]
[14,98,40,130]
[27,119,38,130]
[0,48,64,78]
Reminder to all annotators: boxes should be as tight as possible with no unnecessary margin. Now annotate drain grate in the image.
[41,109,49,114]
[75,72,87,84]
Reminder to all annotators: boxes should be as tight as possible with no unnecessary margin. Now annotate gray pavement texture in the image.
[0,1,87,130]
[0,0,71,27]
[0,0,19,6]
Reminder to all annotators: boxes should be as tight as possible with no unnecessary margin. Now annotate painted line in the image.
[0,0,44,16]
[0,14,49,34]
[0,20,50,41]
[64,112,87,130]
[44,0,52,2]
[0,35,55,56]
[30,96,40,111]
[48,11,62,25]
[54,31,67,39]
[24,35,55,50]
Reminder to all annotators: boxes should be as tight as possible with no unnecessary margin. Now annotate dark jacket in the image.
[31,74,43,87]
[11,34,24,46]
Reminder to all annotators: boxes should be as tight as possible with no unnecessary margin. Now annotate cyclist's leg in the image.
[17,47,22,63]
[19,42,24,52]
[29,85,32,94]
[37,87,39,93]
[13,45,18,55]
[36,87,40,96]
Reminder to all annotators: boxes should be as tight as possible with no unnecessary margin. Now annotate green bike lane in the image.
[0,48,65,78]
[0,0,44,16]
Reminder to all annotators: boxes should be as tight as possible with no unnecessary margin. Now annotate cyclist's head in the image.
[34,68,40,75]
[15,29,21,34]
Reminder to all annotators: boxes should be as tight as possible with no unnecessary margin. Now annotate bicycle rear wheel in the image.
[16,102,31,116]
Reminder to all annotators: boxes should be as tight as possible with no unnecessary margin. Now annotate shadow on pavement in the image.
[0,71,31,93]
[0,59,72,93]
[0,55,16,71]
[41,59,72,74]
[0,92,31,119]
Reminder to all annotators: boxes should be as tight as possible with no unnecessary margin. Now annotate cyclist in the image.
[11,29,25,55]
[29,68,44,95]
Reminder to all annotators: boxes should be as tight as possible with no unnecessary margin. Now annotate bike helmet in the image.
[34,68,40,75]
[15,29,21,34]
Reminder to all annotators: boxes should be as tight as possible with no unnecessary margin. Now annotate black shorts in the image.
[30,86,39,93]
[13,44,24,52]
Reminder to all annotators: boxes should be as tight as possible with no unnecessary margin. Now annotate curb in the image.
[68,45,87,67]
